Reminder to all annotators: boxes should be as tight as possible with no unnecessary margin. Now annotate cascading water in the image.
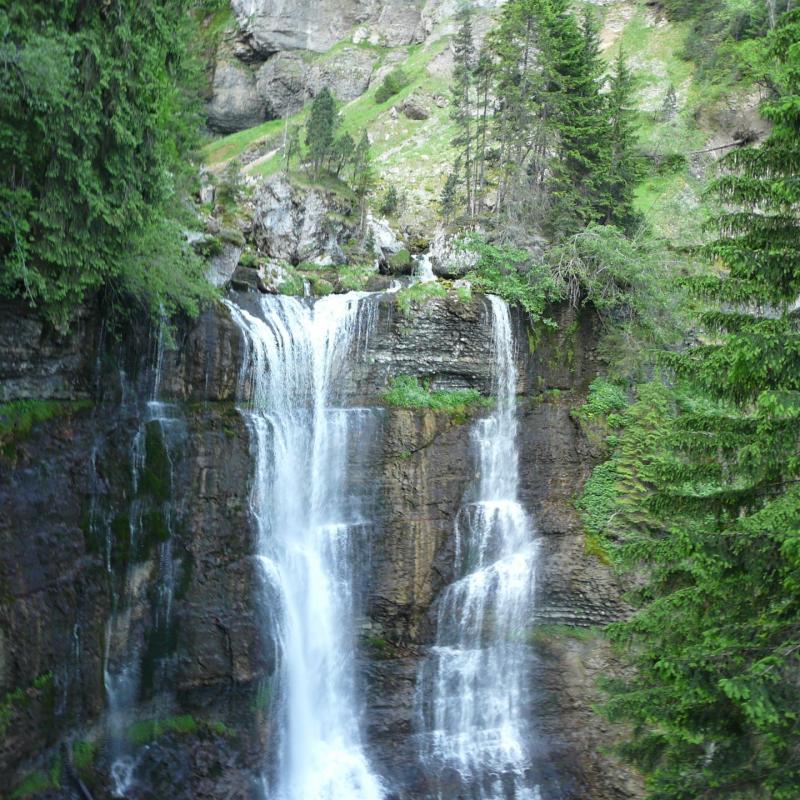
[226,293,384,800]
[99,323,185,797]
[418,295,541,800]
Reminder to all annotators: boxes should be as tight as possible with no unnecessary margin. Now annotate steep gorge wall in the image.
[0,293,638,799]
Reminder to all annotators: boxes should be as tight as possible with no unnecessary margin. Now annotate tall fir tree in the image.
[604,48,640,232]
[305,88,339,179]
[451,9,476,216]
[546,8,612,238]
[604,10,800,799]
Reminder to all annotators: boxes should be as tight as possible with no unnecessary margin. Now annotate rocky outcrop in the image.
[230,0,425,56]
[206,60,266,133]
[251,175,355,265]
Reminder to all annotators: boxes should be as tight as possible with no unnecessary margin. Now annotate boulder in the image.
[307,47,379,103]
[428,229,479,278]
[400,93,431,120]
[255,52,309,118]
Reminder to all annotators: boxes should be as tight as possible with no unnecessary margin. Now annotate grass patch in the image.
[71,740,96,773]
[9,757,61,800]
[127,714,198,746]
[394,281,447,315]
[0,673,53,738]
[383,375,490,419]
[0,400,90,451]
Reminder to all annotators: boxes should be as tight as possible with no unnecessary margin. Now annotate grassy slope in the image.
[203,0,759,243]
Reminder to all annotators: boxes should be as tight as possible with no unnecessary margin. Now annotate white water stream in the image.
[227,294,384,800]
[418,296,540,800]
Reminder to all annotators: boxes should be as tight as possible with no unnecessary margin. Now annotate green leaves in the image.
[0,1,211,328]
[586,12,800,798]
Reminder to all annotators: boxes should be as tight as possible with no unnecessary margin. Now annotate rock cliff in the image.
[0,291,639,799]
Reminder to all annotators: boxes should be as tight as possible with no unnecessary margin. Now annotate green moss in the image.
[252,678,274,711]
[139,422,171,503]
[0,400,91,450]
[9,770,52,800]
[387,248,411,271]
[219,227,245,247]
[584,532,611,565]
[127,714,198,747]
[311,277,334,296]
[209,720,235,737]
[1,674,55,739]
[71,740,96,774]
[527,623,599,646]
[278,273,306,296]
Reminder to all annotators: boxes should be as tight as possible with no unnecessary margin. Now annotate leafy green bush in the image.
[379,185,400,216]
[374,67,409,103]
[382,375,489,416]
[461,234,558,321]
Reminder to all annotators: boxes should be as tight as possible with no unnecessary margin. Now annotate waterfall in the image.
[226,294,384,800]
[100,323,185,798]
[418,295,540,800]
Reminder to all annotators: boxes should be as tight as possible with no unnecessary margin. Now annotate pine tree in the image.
[546,8,612,238]
[473,48,493,214]
[604,11,800,798]
[451,9,476,216]
[440,172,459,224]
[351,130,375,234]
[604,49,640,232]
[305,88,339,179]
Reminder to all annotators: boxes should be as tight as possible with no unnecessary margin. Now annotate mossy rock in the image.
[311,277,334,296]
[219,227,245,247]
[388,248,412,271]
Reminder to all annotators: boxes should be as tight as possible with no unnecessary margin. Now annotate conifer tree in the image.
[440,172,459,224]
[305,88,339,179]
[604,49,640,232]
[546,8,612,238]
[451,9,476,216]
[351,130,375,234]
[604,11,800,798]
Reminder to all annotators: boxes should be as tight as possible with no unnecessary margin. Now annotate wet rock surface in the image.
[0,292,640,798]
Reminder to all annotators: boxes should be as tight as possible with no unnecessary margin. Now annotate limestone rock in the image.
[255,52,309,118]
[400,93,430,120]
[231,0,426,56]
[428,229,478,278]
[206,60,265,133]
[251,175,355,265]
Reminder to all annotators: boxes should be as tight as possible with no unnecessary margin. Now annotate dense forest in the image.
[1,0,799,798]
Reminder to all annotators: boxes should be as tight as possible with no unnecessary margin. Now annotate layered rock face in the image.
[206,0,505,131]
[0,292,639,799]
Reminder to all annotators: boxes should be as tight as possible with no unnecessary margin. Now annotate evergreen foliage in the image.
[445,0,640,240]
[305,88,340,179]
[0,1,215,328]
[590,12,800,798]
[374,67,409,104]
